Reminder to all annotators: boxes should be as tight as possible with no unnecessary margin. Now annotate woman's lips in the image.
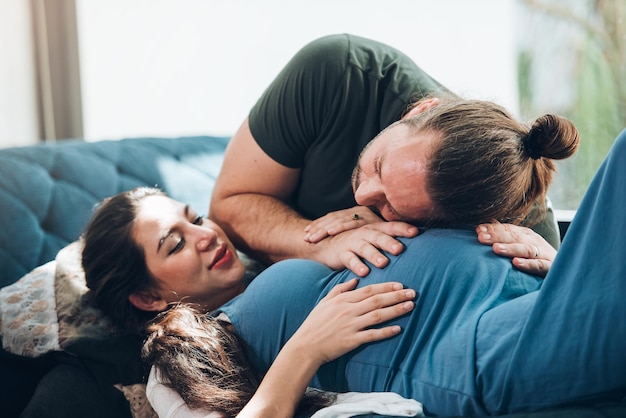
[209,244,232,270]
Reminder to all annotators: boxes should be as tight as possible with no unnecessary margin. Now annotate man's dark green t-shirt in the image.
[248,33,560,247]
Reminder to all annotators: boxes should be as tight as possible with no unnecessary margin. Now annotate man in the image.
[210,34,558,277]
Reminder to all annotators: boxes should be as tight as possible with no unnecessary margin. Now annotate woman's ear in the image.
[128,290,168,312]
[402,97,440,119]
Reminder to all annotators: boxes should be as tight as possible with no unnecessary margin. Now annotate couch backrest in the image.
[0,136,230,288]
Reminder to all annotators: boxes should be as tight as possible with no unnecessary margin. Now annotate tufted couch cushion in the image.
[0,136,230,288]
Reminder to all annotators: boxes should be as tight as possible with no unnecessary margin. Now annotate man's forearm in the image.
[210,193,318,265]
[211,192,419,276]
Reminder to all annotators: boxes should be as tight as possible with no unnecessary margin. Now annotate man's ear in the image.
[402,97,440,119]
[128,290,168,312]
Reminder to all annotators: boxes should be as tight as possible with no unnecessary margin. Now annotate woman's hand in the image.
[289,278,416,365]
[238,279,415,418]
[304,206,384,243]
[476,222,556,278]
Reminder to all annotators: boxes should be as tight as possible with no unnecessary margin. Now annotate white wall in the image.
[76,0,518,141]
[0,0,39,147]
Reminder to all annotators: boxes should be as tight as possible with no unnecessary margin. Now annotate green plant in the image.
[518,0,625,209]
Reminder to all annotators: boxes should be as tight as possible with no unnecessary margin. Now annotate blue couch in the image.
[0,136,230,417]
[0,136,230,288]
[1,136,624,418]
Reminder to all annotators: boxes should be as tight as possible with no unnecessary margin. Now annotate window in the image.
[518,0,625,211]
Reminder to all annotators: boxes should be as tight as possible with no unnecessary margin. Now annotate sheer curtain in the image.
[0,0,83,148]
[30,0,83,142]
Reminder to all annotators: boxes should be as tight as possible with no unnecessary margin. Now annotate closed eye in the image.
[169,238,185,255]
[386,204,399,217]
[374,155,381,175]
[169,216,202,254]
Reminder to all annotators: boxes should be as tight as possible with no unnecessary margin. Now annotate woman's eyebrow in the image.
[157,204,190,253]
[157,231,170,254]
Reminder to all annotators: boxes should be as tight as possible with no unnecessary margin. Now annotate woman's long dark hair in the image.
[82,187,165,331]
[142,304,335,417]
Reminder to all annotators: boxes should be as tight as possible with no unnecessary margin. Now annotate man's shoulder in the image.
[295,33,405,69]
[290,33,351,67]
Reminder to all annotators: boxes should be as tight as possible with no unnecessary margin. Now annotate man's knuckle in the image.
[356,241,372,253]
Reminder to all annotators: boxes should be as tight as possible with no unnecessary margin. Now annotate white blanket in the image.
[148,366,424,418]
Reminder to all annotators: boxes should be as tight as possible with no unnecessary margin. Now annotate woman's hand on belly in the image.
[288,278,416,366]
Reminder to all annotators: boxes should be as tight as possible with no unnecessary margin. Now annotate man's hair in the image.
[405,96,579,227]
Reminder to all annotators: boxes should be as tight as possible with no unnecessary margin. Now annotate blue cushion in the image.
[0,136,230,288]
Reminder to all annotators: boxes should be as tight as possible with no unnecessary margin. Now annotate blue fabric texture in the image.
[220,229,543,416]
[221,127,626,416]
[0,136,230,288]
[476,128,626,414]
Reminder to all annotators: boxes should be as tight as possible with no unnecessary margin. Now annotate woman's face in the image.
[132,195,247,311]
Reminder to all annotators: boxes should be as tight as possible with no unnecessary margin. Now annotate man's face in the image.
[352,123,437,223]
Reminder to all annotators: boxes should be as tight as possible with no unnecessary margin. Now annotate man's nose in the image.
[354,179,383,206]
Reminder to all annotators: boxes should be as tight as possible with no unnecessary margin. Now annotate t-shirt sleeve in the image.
[248,34,448,169]
[248,34,352,168]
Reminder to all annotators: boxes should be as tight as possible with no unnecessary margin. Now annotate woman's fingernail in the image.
[479,225,487,232]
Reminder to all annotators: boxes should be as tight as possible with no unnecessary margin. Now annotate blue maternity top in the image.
[218,229,542,416]
[220,129,626,416]
[220,128,626,416]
